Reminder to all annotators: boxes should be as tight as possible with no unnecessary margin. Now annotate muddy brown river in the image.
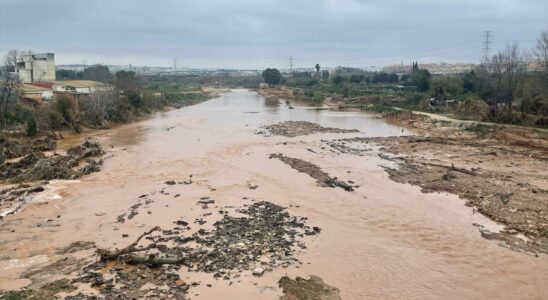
[1,89,547,299]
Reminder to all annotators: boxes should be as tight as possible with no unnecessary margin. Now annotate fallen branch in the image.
[128,254,183,265]
[450,163,478,176]
[420,162,479,176]
[97,226,161,261]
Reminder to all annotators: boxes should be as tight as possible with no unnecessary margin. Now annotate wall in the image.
[15,53,56,83]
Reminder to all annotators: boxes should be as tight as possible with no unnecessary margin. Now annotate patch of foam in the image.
[28,180,81,204]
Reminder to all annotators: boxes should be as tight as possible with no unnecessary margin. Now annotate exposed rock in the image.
[253,267,265,276]
[278,275,341,300]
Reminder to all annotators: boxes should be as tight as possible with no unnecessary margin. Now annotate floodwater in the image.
[0,89,546,299]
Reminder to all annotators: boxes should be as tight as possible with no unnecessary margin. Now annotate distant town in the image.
[10,51,489,105]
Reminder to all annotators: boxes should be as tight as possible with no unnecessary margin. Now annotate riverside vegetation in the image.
[259,31,548,128]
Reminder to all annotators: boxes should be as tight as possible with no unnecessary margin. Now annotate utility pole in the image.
[289,56,294,73]
[482,31,492,63]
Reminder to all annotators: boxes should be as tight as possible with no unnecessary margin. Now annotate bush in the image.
[128,92,142,109]
[26,117,37,136]
[430,76,464,98]
[52,94,79,131]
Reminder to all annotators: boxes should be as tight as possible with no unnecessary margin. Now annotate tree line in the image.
[259,30,547,126]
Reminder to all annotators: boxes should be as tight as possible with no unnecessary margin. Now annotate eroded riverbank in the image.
[1,89,546,299]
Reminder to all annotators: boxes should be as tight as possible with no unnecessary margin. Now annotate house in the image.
[19,80,113,106]
[20,83,54,106]
[16,53,56,83]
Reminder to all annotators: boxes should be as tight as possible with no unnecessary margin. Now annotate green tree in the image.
[350,74,365,83]
[56,69,80,80]
[333,75,344,85]
[462,70,476,92]
[261,68,283,87]
[81,65,114,83]
[388,73,399,83]
[116,71,141,92]
[26,116,37,136]
[410,70,431,92]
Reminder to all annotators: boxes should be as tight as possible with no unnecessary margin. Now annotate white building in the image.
[49,80,112,94]
[16,53,56,83]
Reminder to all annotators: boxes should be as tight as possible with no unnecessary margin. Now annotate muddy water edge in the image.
[0,89,547,299]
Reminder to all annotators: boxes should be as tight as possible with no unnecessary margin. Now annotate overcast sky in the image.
[0,0,546,69]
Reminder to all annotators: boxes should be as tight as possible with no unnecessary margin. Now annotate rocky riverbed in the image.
[1,180,321,299]
[1,90,546,299]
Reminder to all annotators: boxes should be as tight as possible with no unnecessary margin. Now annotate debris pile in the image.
[261,121,359,137]
[0,139,104,183]
[179,201,314,277]
[0,133,56,160]
[70,201,318,299]
[270,153,354,191]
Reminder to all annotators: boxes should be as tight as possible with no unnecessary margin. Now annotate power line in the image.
[289,56,294,72]
[483,31,492,62]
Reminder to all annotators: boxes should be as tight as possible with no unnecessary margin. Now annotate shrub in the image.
[52,94,79,132]
[26,116,37,136]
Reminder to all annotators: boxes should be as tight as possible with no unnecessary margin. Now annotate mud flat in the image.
[328,112,548,255]
[0,90,547,299]
[269,153,355,191]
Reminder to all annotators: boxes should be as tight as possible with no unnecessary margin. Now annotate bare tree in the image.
[81,89,118,128]
[4,49,19,72]
[534,31,548,72]
[1,51,22,130]
[486,43,527,117]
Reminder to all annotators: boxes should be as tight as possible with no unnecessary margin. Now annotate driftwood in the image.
[97,226,162,261]
[128,254,183,265]
[450,163,479,176]
[421,162,479,176]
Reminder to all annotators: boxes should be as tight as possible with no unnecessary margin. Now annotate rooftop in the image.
[22,84,52,93]
[49,80,108,88]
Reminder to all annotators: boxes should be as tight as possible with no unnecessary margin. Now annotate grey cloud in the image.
[0,0,546,68]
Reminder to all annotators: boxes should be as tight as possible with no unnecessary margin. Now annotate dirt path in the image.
[404,109,548,133]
